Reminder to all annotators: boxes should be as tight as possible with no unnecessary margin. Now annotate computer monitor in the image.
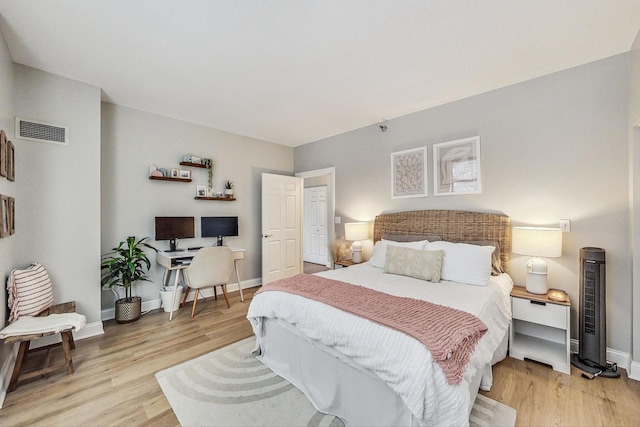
[201,216,238,246]
[154,216,195,251]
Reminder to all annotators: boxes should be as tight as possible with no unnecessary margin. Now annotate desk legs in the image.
[234,260,244,302]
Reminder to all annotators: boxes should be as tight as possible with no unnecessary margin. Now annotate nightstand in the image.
[334,259,356,268]
[509,286,571,374]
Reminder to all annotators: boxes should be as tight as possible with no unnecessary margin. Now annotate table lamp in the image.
[512,226,562,294]
[345,222,369,263]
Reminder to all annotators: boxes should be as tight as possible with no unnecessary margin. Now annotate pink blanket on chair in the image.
[258,274,488,384]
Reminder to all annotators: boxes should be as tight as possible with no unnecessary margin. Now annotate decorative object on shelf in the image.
[158,168,170,177]
[182,154,202,164]
[345,222,370,263]
[171,169,179,178]
[511,226,562,294]
[196,185,206,197]
[224,180,234,197]
[179,170,191,179]
[391,146,427,198]
[100,236,157,323]
[204,158,214,193]
[433,136,481,196]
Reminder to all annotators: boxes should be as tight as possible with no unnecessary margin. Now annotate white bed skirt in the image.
[255,318,509,427]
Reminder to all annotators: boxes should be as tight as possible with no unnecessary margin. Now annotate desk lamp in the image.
[512,226,562,294]
[345,222,369,263]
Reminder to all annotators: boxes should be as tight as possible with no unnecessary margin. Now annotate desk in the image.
[156,247,245,320]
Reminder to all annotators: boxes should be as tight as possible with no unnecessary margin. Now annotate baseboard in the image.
[100,278,262,321]
[570,339,631,373]
[629,360,640,381]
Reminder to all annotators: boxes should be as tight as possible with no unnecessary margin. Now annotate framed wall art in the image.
[433,136,481,196]
[1,195,8,238]
[391,146,428,198]
[7,139,14,182]
[0,130,6,178]
[8,196,14,235]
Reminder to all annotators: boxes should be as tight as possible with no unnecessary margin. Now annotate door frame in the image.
[296,167,335,268]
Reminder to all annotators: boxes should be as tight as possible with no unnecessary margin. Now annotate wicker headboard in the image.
[373,210,511,272]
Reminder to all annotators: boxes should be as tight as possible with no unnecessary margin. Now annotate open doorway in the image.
[296,167,335,271]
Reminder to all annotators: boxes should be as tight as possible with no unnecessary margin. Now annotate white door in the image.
[303,185,328,265]
[261,173,302,285]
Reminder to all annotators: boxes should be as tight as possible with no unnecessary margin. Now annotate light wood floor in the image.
[1,286,639,426]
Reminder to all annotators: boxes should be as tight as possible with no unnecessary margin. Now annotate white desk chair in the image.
[183,246,234,317]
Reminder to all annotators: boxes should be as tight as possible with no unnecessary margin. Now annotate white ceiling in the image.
[1,1,640,147]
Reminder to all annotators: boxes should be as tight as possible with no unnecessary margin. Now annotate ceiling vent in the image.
[15,117,68,145]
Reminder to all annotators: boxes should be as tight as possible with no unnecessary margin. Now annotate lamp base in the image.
[351,240,362,263]
[525,272,548,294]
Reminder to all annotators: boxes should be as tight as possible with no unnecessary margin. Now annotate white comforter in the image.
[247,264,513,426]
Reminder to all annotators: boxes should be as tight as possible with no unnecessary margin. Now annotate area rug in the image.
[156,337,516,427]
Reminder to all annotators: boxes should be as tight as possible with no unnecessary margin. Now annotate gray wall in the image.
[100,103,293,310]
[629,29,640,376]
[0,17,16,380]
[295,54,631,354]
[13,66,103,325]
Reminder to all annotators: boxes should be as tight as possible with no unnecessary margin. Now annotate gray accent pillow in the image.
[383,245,444,282]
[382,234,442,242]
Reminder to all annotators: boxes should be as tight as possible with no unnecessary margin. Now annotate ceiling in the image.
[1,1,639,147]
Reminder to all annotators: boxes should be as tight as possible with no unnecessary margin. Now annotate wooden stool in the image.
[5,301,78,392]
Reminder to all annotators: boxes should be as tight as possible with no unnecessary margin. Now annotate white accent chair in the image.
[183,246,235,317]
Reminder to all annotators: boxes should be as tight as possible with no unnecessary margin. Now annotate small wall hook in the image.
[379,125,387,132]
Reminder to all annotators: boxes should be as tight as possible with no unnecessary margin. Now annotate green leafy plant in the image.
[101,236,157,301]
[225,180,234,190]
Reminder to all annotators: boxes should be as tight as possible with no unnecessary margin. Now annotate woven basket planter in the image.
[115,296,142,323]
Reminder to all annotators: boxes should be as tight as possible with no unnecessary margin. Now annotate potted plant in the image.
[224,180,234,198]
[101,236,157,323]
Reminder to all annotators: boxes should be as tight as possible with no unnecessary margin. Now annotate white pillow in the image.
[425,241,494,286]
[367,239,428,268]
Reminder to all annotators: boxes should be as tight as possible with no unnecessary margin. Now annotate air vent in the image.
[15,117,68,145]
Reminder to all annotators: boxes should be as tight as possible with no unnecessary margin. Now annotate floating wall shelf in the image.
[194,197,236,201]
[179,161,210,169]
[149,176,192,183]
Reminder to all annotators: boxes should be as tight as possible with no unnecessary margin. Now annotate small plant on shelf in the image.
[224,180,234,198]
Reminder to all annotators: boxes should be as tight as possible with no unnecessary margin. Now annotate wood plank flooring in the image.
[1,286,639,426]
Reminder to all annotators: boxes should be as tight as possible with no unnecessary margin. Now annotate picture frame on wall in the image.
[8,196,14,235]
[0,130,6,178]
[1,195,8,238]
[171,168,179,178]
[433,136,481,196]
[196,185,206,197]
[179,170,190,179]
[7,140,14,182]
[391,146,428,198]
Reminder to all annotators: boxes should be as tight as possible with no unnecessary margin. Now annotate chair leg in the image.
[214,286,217,300]
[190,289,200,318]
[8,340,30,392]
[221,284,231,308]
[61,331,75,374]
[180,286,191,307]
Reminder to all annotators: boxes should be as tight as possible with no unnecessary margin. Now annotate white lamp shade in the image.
[345,222,369,241]
[512,227,562,258]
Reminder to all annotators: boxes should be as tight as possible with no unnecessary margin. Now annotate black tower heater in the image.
[571,247,620,378]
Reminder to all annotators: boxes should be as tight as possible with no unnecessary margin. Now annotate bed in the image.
[247,210,513,426]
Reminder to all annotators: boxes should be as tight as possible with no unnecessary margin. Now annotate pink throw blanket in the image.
[258,274,488,385]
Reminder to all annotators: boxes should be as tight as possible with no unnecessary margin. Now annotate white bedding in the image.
[247,264,513,426]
